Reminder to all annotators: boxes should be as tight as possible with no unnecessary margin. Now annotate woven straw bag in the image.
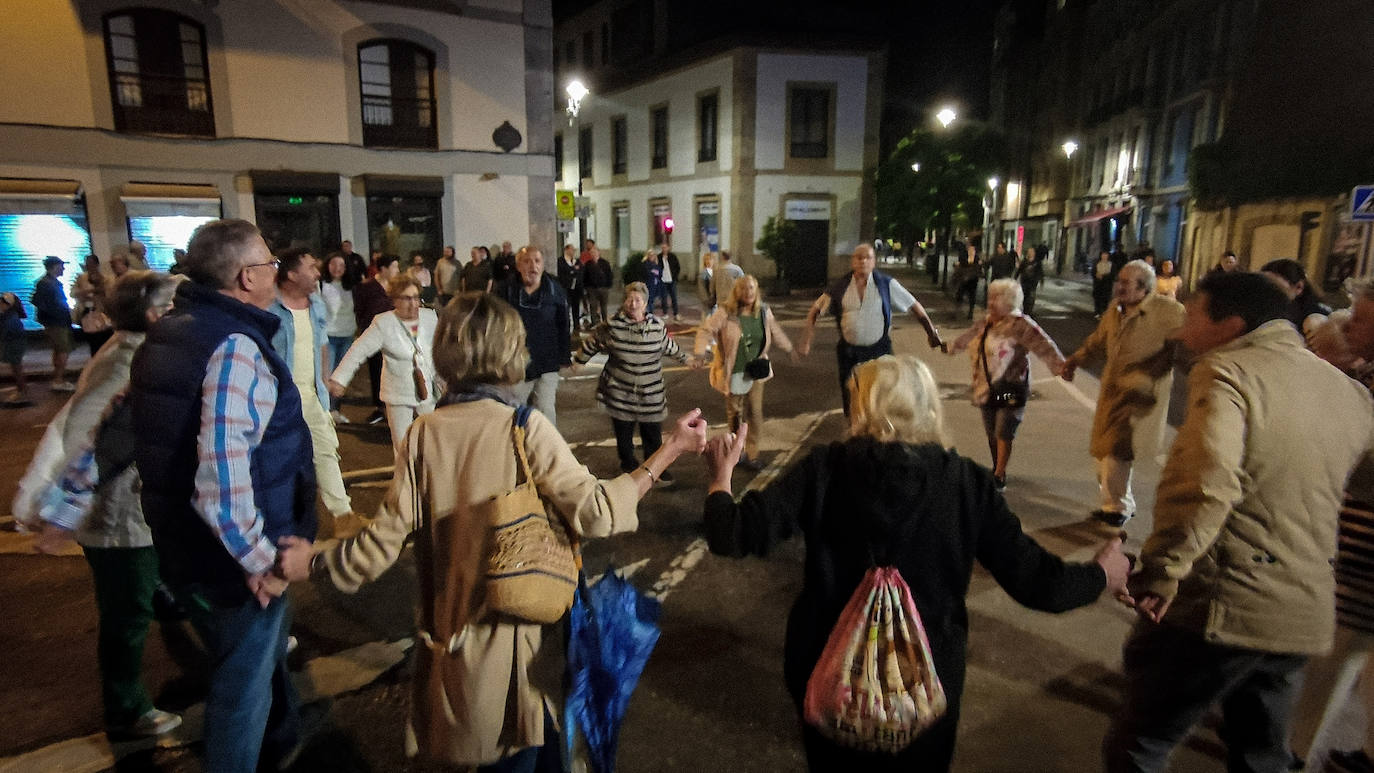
[481,405,579,623]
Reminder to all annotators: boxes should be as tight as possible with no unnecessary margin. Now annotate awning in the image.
[120,183,222,218]
[250,171,340,196]
[0,178,83,215]
[1067,205,1132,228]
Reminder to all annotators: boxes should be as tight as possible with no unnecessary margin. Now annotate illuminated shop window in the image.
[0,214,92,331]
[127,215,216,272]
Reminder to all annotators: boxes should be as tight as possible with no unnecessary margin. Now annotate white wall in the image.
[450,173,532,252]
[580,174,733,278]
[752,173,863,278]
[754,53,868,171]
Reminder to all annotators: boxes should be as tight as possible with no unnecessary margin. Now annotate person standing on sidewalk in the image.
[557,244,586,328]
[0,291,30,405]
[1059,260,1183,527]
[269,247,366,540]
[33,255,76,392]
[1103,271,1374,773]
[1014,244,1046,315]
[656,242,682,321]
[319,252,357,424]
[352,254,400,425]
[798,243,945,415]
[129,219,317,773]
[34,271,184,740]
[582,244,614,324]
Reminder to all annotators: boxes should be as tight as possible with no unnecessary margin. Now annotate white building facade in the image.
[0,0,555,325]
[554,45,883,286]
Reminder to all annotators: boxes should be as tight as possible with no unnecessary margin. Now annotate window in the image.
[582,31,594,70]
[601,23,610,65]
[578,126,593,179]
[103,9,214,136]
[565,40,575,66]
[650,106,668,169]
[554,133,563,182]
[789,87,830,159]
[359,40,437,148]
[611,117,627,175]
[611,1,653,66]
[698,92,718,162]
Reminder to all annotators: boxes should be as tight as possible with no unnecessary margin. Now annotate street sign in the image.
[555,190,575,220]
[1353,185,1374,221]
[556,220,574,233]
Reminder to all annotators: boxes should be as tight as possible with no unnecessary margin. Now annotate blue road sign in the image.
[1353,185,1374,221]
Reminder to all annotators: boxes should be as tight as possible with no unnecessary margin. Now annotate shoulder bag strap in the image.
[759,304,768,353]
[511,404,534,488]
[978,321,995,384]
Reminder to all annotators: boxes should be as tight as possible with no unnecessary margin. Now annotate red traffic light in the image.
[663,217,675,234]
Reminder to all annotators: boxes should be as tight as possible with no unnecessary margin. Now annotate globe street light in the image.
[988,176,1000,191]
[1062,140,1078,159]
[936,107,957,128]
[566,79,591,246]
[565,79,588,123]
[910,162,921,173]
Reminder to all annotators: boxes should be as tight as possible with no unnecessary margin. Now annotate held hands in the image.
[1134,592,1173,624]
[275,536,315,582]
[1094,536,1132,605]
[1058,357,1078,382]
[927,332,947,353]
[247,571,288,609]
[705,424,748,486]
[666,408,709,456]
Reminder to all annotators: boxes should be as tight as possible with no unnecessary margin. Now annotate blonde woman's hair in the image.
[432,292,529,387]
[623,281,649,307]
[847,355,949,447]
[722,274,761,316]
[986,278,1024,312]
[387,274,422,299]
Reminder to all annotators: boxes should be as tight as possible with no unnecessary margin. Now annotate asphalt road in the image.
[0,265,1354,772]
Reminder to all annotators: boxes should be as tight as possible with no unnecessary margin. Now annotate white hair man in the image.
[1060,259,1184,526]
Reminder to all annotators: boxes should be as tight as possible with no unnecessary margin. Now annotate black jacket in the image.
[705,439,1105,716]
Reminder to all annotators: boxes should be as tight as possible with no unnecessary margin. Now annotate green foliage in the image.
[875,123,1009,251]
[755,216,798,279]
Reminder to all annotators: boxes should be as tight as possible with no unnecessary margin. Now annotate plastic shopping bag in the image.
[803,566,947,754]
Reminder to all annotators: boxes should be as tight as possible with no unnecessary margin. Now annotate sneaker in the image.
[51,380,76,392]
[1329,750,1374,773]
[365,409,386,425]
[330,410,350,425]
[1,388,31,407]
[1091,509,1133,528]
[112,708,182,738]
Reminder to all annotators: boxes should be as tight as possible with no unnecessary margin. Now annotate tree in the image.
[755,215,797,283]
[875,123,1008,284]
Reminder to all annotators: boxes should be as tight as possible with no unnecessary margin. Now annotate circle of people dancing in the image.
[16,222,1374,773]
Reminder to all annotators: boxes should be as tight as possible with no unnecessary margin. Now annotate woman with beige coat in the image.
[314,292,707,772]
[694,274,796,470]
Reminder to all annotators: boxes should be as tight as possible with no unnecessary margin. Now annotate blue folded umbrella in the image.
[565,568,662,773]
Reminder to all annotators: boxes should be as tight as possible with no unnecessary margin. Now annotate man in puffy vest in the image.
[799,243,945,414]
[129,218,317,773]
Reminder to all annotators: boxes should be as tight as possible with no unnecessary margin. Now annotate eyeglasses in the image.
[242,259,280,272]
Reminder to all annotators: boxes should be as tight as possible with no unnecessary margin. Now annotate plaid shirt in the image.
[192,333,279,575]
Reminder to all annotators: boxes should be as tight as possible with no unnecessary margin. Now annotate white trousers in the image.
[385,399,436,452]
[301,395,351,518]
[1290,625,1374,768]
[513,371,560,427]
[1094,455,1136,515]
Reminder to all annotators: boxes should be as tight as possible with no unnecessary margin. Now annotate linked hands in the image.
[666,408,709,456]
[1058,356,1078,381]
[705,423,748,490]
[244,535,317,608]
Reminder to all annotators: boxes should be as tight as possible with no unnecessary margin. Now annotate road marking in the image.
[644,408,839,602]
[1055,377,1099,411]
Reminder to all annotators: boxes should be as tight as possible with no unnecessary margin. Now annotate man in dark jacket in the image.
[501,246,571,426]
[557,244,585,328]
[129,219,316,773]
[351,255,400,424]
[581,244,614,324]
[491,240,517,285]
[656,243,682,321]
[32,256,75,391]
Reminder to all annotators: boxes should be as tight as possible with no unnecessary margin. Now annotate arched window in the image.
[359,39,437,148]
[103,9,214,136]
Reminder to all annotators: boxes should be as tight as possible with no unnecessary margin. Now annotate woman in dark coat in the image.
[702,354,1129,772]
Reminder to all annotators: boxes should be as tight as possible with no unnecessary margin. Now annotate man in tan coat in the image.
[1061,259,1184,526]
[1103,271,1374,773]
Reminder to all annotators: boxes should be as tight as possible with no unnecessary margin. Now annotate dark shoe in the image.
[151,583,187,622]
[365,409,386,425]
[993,475,1007,492]
[1091,509,1132,527]
[109,708,182,738]
[739,457,765,472]
[1329,750,1374,773]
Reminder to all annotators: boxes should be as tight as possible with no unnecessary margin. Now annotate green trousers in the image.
[83,545,160,727]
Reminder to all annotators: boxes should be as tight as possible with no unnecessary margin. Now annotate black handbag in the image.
[978,323,1028,409]
[743,305,772,380]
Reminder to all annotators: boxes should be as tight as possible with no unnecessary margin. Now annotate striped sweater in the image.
[1337,367,1374,634]
[575,311,688,422]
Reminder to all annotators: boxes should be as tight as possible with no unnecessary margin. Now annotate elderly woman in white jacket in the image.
[330,275,439,451]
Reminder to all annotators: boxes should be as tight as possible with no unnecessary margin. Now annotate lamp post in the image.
[566,79,589,244]
[984,176,1000,252]
[936,107,957,129]
[1059,140,1078,274]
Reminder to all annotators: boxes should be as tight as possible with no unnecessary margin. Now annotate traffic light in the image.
[663,217,675,235]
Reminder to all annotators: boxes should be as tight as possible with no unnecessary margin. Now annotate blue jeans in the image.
[185,590,299,773]
[655,281,679,316]
[326,335,352,410]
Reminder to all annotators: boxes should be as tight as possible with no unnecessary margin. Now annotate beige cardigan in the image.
[693,305,794,396]
[323,399,640,766]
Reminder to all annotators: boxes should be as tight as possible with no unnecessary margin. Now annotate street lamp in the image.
[910,162,921,173]
[566,79,590,245]
[1062,140,1078,159]
[936,107,957,128]
[565,79,588,124]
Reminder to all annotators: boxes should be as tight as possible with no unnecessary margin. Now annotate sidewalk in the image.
[3,330,92,383]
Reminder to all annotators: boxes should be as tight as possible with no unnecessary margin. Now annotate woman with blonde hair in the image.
[574,281,691,477]
[694,274,796,470]
[309,292,707,771]
[948,277,1065,490]
[700,354,1128,772]
[329,274,439,451]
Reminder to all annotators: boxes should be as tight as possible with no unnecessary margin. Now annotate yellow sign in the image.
[555,189,575,220]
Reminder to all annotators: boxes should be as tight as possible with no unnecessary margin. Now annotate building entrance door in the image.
[789,219,830,287]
